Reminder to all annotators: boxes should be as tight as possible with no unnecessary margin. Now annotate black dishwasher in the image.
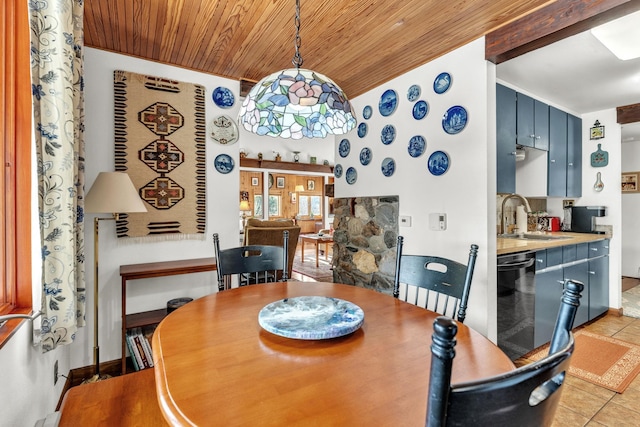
[497,251,536,360]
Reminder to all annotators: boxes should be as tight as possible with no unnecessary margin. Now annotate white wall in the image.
[579,110,622,309]
[622,140,640,278]
[341,38,497,338]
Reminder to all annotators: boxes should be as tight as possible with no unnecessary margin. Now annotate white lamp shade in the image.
[295,185,305,192]
[85,172,147,214]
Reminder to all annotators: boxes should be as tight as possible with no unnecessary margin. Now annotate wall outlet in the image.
[399,215,412,227]
[54,360,59,385]
[563,199,575,208]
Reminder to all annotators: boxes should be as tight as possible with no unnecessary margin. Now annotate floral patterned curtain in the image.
[30,0,86,352]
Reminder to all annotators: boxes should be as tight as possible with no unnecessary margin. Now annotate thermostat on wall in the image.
[429,213,447,231]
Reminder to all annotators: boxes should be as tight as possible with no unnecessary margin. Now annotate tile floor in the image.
[515,312,640,426]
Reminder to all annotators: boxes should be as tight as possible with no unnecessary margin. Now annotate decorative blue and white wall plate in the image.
[407,84,421,102]
[412,100,429,120]
[381,124,396,145]
[258,296,364,340]
[433,72,452,94]
[379,89,398,117]
[428,150,450,176]
[346,167,357,184]
[334,164,343,178]
[442,105,468,134]
[214,154,235,174]
[359,147,372,166]
[381,157,396,177]
[358,122,368,138]
[408,135,426,158]
[212,86,235,108]
[339,138,351,157]
[362,105,373,120]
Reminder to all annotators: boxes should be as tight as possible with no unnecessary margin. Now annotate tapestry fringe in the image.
[116,233,207,245]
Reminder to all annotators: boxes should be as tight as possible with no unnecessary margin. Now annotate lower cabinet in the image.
[533,240,609,347]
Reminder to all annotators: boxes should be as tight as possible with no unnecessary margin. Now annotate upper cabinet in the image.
[517,93,549,151]
[496,84,582,198]
[496,84,517,194]
[548,107,582,197]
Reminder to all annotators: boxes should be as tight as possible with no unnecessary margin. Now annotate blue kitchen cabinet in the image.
[566,113,582,197]
[497,84,517,194]
[547,107,582,197]
[517,92,549,150]
[588,240,609,320]
[534,267,564,348]
[548,106,568,196]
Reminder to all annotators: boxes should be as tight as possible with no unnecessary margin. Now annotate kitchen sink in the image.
[498,233,571,241]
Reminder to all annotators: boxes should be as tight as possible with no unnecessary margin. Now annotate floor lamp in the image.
[84,172,147,382]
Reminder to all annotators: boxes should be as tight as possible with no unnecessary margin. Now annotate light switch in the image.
[429,213,447,231]
[400,215,412,227]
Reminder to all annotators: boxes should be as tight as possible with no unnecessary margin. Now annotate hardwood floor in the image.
[515,314,640,426]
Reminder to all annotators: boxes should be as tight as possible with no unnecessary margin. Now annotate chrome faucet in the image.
[500,193,532,235]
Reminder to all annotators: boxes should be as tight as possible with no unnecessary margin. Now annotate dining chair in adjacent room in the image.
[426,279,584,427]
[393,236,479,322]
[213,231,289,291]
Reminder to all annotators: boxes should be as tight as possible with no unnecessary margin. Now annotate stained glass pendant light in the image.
[238,0,356,139]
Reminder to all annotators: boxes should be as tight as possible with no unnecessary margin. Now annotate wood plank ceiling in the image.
[84,0,553,98]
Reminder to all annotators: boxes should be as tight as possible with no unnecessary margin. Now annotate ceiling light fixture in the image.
[238,0,356,139]
[591,11,640,60]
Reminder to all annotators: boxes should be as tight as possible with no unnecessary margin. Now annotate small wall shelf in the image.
[240,158,333,173]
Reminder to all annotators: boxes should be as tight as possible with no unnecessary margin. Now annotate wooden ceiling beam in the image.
[485,0,640,64]
[617,103,640,124]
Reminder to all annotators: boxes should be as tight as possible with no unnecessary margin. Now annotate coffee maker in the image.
[570,206,606,233]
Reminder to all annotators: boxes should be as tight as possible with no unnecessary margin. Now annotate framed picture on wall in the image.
[622,172,639,193]
[276,176,285,188]
[251,177,259,186]
[307,180,315,191]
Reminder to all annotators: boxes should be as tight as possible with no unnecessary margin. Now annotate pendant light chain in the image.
[291,0,304,68]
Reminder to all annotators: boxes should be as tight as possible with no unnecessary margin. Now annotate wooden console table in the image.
[119,257,217,374]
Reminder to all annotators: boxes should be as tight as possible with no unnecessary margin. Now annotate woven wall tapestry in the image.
[114,70,206,239]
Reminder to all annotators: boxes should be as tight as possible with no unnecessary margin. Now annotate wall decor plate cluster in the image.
[381,124,396,145]
[442,105,468,134]
[381,157,396,177]
[408,135,426,158]
[212,86,235,108]
[412,100,429,120]
[209,115,239,145]
[407,84,421,102]
[360,147,372,166]
[379,89,398,117]
[113,70,206,239]
[433,72,452,94]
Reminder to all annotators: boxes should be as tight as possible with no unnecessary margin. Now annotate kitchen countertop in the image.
[497,232,610,255]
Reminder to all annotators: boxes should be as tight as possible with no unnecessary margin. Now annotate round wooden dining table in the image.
[152,282,514,426]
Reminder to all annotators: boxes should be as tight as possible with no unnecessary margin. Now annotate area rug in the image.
[292,255,334,282]
[622,285,640,319]
[524,329,640,393]
[113,70,206,239]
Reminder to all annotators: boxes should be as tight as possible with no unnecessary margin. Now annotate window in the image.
[254,195,263,217]
[268,195,281,217]
[1,0,33,346]
[298,195,322,218]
